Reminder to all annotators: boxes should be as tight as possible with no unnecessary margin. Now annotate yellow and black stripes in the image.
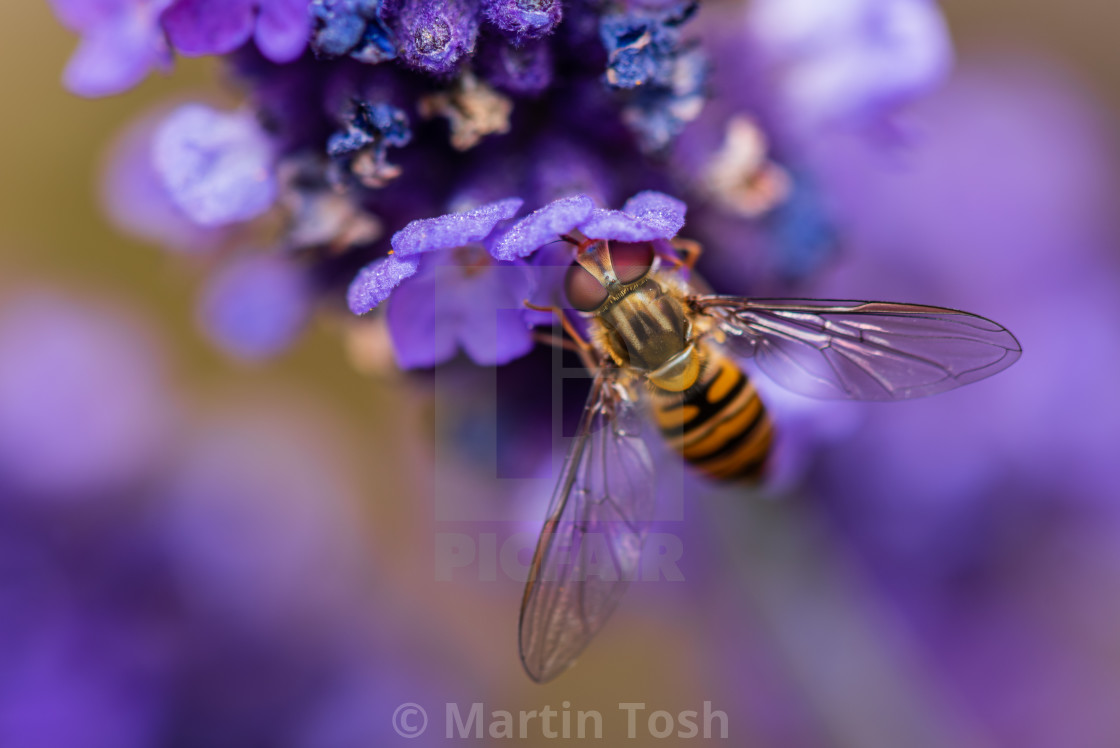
[651,350,772,481]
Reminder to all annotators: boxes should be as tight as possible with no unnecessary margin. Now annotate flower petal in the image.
[347,254,421,314]
[255,0,312,62]
[455,265,535,365]
[54,0,173,97]
[153,104,278,226]
[490,194,594,261]
[390,197,523,256]
[622,190,687,234]
[384,261,460,369]
[579,190,686,241]
[161,0,256,57]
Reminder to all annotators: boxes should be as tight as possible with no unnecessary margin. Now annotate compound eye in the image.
[564,263,609,311]
[609,241,655,284]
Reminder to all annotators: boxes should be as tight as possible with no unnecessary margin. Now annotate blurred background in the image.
[3,1,1120,746]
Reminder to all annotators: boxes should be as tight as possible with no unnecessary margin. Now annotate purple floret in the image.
[152,104,278,227]
[748,0,952,132]
[162,0,311,64]
[199,254,313,360]
[0,292,171,501]
[482,0,562,41]
[391,0,481,75]
[48,0,174,97]
[385,254,535,367]
[477,36,553,96]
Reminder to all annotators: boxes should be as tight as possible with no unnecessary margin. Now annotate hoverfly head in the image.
[563,237,656,312]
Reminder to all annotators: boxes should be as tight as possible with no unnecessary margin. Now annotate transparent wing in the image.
[693,297,1022,401]
[518,370,656,683]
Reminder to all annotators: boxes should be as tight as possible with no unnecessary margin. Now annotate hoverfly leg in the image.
[524,300,592,349]
[669,238,703,271]
[524,300,600,371]
[532,331,584,354]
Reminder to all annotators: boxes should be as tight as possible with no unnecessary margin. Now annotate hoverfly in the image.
[518,231,1021,683]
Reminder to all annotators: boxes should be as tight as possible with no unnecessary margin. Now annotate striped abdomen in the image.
[650,349,772,481]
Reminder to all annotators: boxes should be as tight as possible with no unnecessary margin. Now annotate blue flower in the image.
[310,0,397,63]
[327,98,412,188]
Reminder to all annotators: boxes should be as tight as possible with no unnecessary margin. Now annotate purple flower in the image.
[154,410,371,633]
[162,0,312,64]
[482,0,562,41]
[153,104,278,227]
[100,105,231,253]
[348,197,538,367]
[0,609,166,748]
[808,58,1120,536]
[346,191,687,367]
[748,0,952,133]
[390,0,480,75]
[346,254,421,314]
[48,0,174,97]
[477,36,553,96]
[199,254,314,360]
[0,292,171,502]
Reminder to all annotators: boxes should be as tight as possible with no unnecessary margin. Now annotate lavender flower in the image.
[101,106,231,253]
[747,0,952,133]
[0,292,171,501]
[483,0,562,41]
[345,190,686,367]
[199,254,314,360]
[391,0,481,75]
[48,0,174,97]
[0,287,480,747]
[161,0,311,63]
[65,0,927,361]
[153,104,278,226]
[348,197,537,367]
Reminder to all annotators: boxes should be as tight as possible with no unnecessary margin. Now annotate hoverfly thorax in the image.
[563,235,701,392]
